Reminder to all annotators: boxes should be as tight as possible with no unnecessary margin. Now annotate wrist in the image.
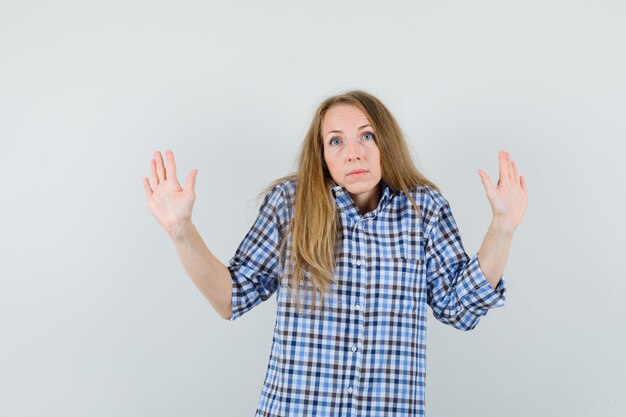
[490,215,516,236]
[167,219,195,241]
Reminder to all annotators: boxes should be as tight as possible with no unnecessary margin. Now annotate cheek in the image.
[370,147,382,173]
[323,151,339,176]
[328,161,341,178]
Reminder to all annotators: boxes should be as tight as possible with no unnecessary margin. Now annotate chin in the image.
[343,181,378,195]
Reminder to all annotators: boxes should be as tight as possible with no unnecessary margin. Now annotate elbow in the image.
[220,305,233,321]
[440,315,479,331]
[455,320,479,331]
[432,307,482,331]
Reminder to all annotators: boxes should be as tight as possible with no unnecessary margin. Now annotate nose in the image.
[345,138,363,161]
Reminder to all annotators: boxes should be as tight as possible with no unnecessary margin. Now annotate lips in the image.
[347,169,368,176]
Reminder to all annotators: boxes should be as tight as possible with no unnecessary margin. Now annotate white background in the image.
[1,0,624,416]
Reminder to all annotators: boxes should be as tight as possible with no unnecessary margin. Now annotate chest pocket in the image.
[344,226,426,317]
[360,226,425,315]
[369,257,424,315]
[367,232,425,316]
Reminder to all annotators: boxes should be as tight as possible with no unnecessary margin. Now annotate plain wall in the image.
[1,0,624,416]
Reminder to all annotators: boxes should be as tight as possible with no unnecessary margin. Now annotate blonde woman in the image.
[143,90,528,417]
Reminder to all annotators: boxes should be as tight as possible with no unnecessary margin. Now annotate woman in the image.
[143,90,528,416]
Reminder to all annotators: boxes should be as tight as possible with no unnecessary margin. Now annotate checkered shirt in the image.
[227,177,506,416]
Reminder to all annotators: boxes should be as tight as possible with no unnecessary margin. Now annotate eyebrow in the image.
[325,124,372,136]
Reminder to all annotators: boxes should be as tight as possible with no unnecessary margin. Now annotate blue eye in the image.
[330,137,342,146]
[362,132,375,141]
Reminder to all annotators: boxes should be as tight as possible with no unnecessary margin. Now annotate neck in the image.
[350,182,382,215]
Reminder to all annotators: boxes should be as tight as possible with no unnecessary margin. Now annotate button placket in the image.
[347,217,364,403]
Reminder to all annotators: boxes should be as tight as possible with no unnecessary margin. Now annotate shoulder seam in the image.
[417,184,448,238]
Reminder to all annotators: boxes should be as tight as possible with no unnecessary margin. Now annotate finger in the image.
[498,150,509,186]
[143,177,153,198]
[185,168,198,192]
[154,150,167,182]
[511,159,520,184]
[507,152,515,181]
[520,175,527,193]
[165,149,177,183]
[477,169,496,195]
[150,159,159,185]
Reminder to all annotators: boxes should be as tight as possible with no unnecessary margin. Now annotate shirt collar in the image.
[329,180,393,220]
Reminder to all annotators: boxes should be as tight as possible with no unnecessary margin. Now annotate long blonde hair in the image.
[265,90,441,314]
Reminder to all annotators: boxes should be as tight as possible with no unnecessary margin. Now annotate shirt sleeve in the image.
[425,200,506,331]
[227,186,285,321]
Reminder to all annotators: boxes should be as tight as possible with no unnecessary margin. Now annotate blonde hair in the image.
[265,90,441,315]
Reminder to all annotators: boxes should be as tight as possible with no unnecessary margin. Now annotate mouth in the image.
[347,169,368,177]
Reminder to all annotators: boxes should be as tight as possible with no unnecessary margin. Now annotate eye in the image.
[329,137,342,146]
[362,132,375,141]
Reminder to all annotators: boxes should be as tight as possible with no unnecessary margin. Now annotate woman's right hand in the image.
[143,149,199,237]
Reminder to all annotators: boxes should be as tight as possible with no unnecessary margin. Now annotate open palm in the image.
[143,149,199,235]
[477,150,528,231]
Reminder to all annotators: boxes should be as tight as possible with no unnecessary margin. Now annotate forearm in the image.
[477,216,515,289]
[169,221,233,319]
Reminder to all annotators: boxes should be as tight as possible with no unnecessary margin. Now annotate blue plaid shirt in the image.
[228,178,506,417]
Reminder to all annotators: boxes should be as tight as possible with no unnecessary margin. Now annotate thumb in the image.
[185,169,198,192]
[477,169,495,196]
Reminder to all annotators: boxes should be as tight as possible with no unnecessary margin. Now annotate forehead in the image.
[322,104,371,133]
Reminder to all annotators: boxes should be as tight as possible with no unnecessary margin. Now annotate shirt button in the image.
[355,259,362,267]
[355,303,361,311]
[347,386,353,394]
[351,345,358,352]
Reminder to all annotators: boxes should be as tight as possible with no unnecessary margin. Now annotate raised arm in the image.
[476,150,528,289]
[143,150,232,320]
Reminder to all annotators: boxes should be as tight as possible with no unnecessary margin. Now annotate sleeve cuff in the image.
[458,253,506,315]
[228,265,249,322]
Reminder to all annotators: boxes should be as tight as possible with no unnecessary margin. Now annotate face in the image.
[322,104,382,210]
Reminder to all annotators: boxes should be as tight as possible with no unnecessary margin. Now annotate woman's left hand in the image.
[477,150,528,231]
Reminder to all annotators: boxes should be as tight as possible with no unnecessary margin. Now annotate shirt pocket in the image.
[369,245,424,316]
